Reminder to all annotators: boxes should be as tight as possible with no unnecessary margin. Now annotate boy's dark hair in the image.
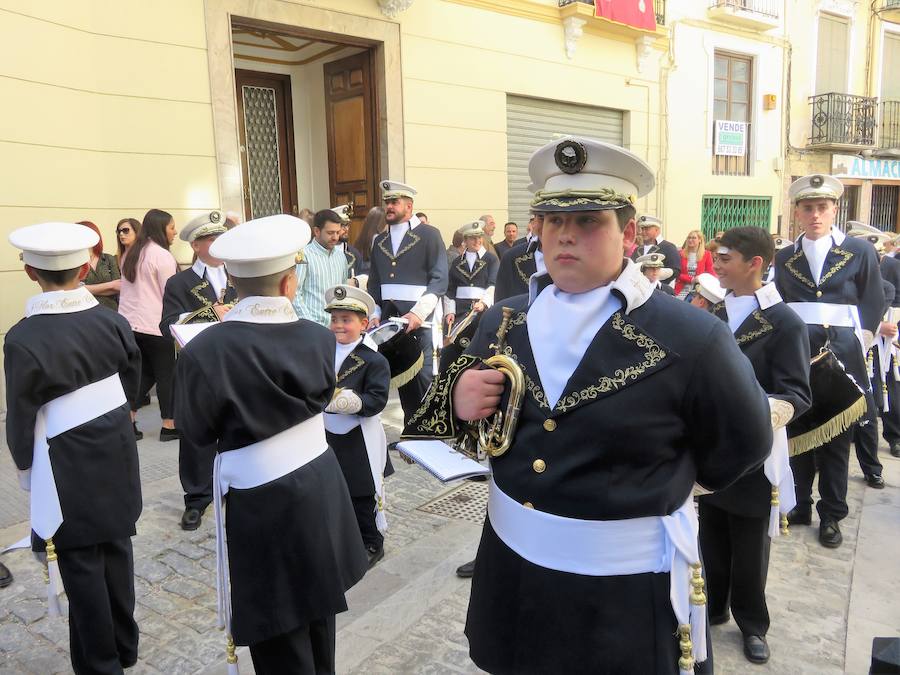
[313,209,342,230]
[718,227,775,268]
[34,267,82,286]
[615,204,637,231]
[415,212,427,220]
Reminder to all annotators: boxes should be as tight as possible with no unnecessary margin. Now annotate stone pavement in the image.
[0,395,898,674]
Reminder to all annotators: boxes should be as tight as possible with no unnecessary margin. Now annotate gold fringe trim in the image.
[390,351,424,390]
[788,395,867,456]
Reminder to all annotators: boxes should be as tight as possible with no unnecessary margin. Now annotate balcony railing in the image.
[709,0,779,18]
[882,100,900,149]
[877,0,900,24]
[809,93,878,148]
[558,0,665,25]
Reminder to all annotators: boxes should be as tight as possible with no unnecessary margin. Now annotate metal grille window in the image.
[870,185,899,232]
[242,85,284,218]
[835,185,859,231]
[700,195,770,240]
[713,52,752,176]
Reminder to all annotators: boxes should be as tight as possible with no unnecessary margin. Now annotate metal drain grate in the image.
[417,481,488,525]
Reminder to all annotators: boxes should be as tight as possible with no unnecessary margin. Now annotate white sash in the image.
[787,301,865,359]
[323,413,388,532]
[213,415,328,638]
[380,284,426,302]
[487,483,706,673]
[455,286,486,300]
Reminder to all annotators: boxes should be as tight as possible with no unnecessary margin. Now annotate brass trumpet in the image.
[478,307,525,457]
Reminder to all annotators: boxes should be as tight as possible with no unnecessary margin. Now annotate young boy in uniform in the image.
[700,226,812,664]
[174,214,367,674]
[323,285,391,567]
[5,221,142,674]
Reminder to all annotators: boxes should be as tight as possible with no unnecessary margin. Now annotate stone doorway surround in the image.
[203,0,404,215]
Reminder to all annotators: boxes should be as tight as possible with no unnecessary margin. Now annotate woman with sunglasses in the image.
[115,218,141,266]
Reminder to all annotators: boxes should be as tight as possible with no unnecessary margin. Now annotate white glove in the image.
[862,329,875,351]
[326,389,363,414]
[18,469,31,492]
[768,398,795,430]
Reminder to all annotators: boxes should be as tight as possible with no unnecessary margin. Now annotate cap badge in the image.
[382,181,390,190]
[334,287,347,300]
[810,175,824,188]
[209,211,221,223]
[554,140,587,175]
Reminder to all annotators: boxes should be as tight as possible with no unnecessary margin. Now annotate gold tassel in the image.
[780,513,789,536]
[389,352,424,389]
[226,635,237,664]
[678,624,694,672]
[689,563,706,606]
[788,396,867,456]
[770,486,779,508]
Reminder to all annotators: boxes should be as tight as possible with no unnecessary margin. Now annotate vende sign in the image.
[714,120,747,157]
[832,154,900,181]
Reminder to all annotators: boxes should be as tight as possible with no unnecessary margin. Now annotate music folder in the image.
[396,440,491,483]
[170,322,216,349]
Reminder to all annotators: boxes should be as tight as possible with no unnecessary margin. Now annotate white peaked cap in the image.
[210,214,310,278]
[9,222,99,271]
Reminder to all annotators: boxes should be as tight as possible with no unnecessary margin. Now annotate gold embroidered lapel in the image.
[819,247,853,286]
[337,353,365,384]
[735,310,774,346]
[513,252,534,285]
[456,256,486,281]
[784,249,816,289]
[377,230,421,261]
[190,280,214,307]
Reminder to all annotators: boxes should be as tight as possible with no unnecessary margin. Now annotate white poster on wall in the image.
[714,120,748,157]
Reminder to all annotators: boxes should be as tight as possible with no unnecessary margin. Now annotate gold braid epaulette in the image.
[402,354,481,440]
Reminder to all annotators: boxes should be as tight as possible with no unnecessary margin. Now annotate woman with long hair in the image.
[118,209,179,441]
[353,206,387,274]
[675,229,715,299]
[77,220,121,311]
[115,218,141,264]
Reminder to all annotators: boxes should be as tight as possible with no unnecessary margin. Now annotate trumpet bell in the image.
[478,353,525,457]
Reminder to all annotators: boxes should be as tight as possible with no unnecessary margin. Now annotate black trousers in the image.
[179,435,215,511]
[790,428,851,521]
[852,390,883,478]
[882,358,900,445]
[698,501,770,637]
[56,537,139,675]
[397,326,434,426]
[249,615,336,675]
[352,495,383,550]
[133,332,175,419]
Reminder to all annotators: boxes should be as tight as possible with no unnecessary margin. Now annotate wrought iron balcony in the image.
[558,0,665,25]
[707,0,779,30]
[882,100,900,150]
[876,0,900,24]
[808,93,877,149]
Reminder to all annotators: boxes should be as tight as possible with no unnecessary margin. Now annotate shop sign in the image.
[832,154,900,181]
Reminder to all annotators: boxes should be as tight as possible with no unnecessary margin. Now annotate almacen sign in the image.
[832,154,900,181]
[714,120,748,157]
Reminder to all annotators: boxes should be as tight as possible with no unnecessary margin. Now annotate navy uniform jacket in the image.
[160,266,237,334]
[174,318,367,645]
[447,250,500,316]
[5,305,142,551]
[880,254,900,307]
[774,233,884,386]
[326,342,390,496]
[342,242,364,278]
[405,266,771,674]
[495,238,526,261]
[703,295,812,517]
[631,239,682,280]
[495,240,537,302]
[367,220,448,319]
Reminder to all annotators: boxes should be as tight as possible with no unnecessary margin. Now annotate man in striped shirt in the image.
[293,209,349,326]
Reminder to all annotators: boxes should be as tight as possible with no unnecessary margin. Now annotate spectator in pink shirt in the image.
[119,209,179,441]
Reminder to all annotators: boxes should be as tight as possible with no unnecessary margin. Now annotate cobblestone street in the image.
[0,397,898,674]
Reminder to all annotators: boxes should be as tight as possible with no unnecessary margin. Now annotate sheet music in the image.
[397,440,491,483]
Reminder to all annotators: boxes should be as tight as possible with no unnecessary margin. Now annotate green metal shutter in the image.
[506,95,624,228]
[700,195,771,240]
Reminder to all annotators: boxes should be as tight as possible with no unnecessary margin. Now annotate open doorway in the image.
[231,22,381,242]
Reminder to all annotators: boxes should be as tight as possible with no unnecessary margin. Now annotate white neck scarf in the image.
[193,259,228,301]
[723,293,759,335]
[25,286,98,318]
[465,250,478,270]
[389,214,421,255]
[335,337,362,373]
[222,296,297,324]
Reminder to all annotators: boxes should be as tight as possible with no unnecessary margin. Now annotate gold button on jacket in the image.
[523,501,534,509]
[532,459,546,473]
[542,419,557,432]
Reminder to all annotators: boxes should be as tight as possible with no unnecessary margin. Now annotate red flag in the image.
[595,0,657,31]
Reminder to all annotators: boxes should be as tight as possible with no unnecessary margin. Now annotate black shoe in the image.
[819,519,843,548]
[708,611,730,626]
[0,562,12,589]
[120,656,138,669]
[743,634,770,664]
[132,422,143,441]
[891,443,900,458]
[159,427,180,442]
[456,559,476,578]
[366,546,384,569]
[865,474,886,489]
[180,508,202,531]
[787,508,812,526]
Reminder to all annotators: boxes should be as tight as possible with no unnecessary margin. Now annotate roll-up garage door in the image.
[506,95,624,228]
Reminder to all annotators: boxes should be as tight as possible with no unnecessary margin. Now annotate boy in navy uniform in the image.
[699,227,812,665]
[774,174,884,548]
[5,222,142,674]
[631,214,681,281]
[444,221,500,326]
[160,210,237,531]
[494,233,543,302]
[367,181,447,425]
[323,284,391,567]
[637,251,675,295]
[406,136,771,674]
[174,215,367,674]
